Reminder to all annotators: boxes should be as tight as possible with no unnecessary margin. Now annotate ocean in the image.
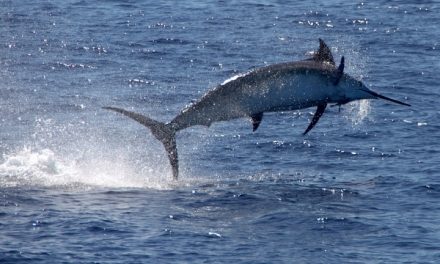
[1,0,439,263]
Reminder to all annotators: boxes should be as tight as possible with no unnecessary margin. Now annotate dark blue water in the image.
[1,0,439,263]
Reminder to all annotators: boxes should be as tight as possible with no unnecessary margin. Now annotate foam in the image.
[0,146,173,190]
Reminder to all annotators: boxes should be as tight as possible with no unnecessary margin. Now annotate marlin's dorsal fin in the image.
[313,39,335,66]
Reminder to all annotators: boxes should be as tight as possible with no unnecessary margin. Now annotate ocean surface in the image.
[1,0,439,263]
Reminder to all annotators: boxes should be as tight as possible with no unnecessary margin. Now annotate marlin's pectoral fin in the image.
[332,56,345,85]
[303,103,327,135]
[251,112,264,132]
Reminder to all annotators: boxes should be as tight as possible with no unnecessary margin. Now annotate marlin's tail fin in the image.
[103,107,179,180]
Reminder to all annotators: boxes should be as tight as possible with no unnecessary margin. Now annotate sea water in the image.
[1,1,439,263]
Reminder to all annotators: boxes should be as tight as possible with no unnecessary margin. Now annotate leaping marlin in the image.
[104,39,410,180]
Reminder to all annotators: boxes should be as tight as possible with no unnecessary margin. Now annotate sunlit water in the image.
[1,1,439,263]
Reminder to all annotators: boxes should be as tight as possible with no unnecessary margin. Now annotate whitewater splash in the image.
[330,39,372,127]
[0,146,173,189]
[345,99,371,126]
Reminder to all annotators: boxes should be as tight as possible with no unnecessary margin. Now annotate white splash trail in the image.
[0,146,172,190]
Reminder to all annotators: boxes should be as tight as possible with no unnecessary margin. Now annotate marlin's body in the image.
[105,39,410,180]
[172,61,339,131]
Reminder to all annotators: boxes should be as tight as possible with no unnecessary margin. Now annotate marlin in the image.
[104,39,410,180]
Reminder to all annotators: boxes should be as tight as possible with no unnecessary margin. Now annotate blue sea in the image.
[1,0,439,263]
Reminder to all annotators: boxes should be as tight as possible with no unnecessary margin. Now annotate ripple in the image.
[151,38,192,45]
